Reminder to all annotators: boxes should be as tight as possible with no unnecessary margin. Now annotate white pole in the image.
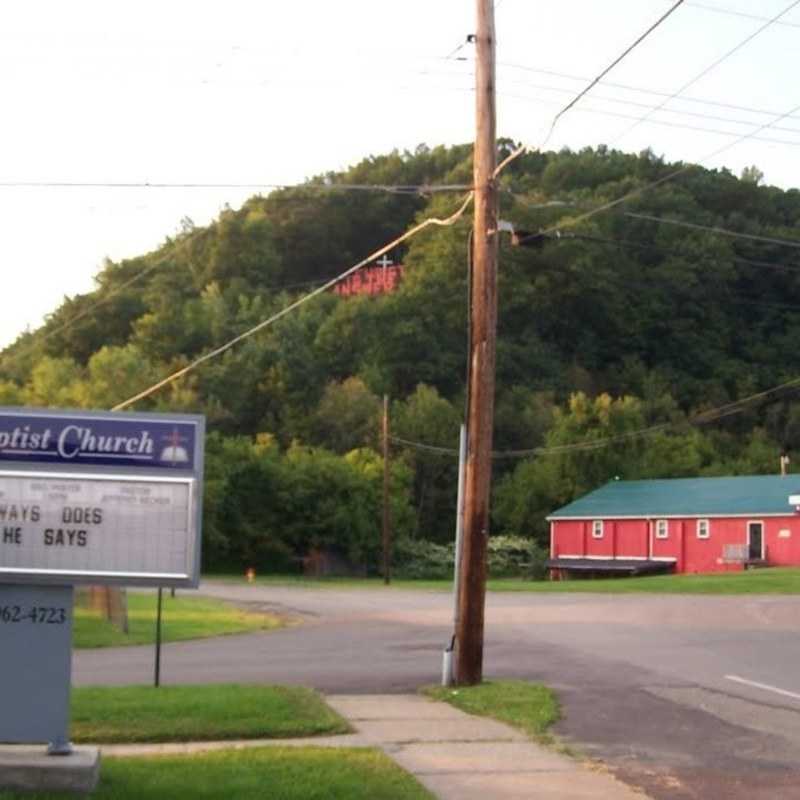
[443,424,467,686]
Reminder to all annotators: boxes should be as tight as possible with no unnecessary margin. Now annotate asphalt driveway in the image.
[74,582,800,799]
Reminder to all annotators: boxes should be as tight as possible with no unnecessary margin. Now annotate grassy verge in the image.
[424,680,560,744]
[0,747,434,800]
[207,567,800,594]
[207,574,453,591]
[70,684,349,743]
[484,567,800,594]
[74,592,283,648]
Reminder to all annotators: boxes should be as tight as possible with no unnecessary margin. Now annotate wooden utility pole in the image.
[455,0,498,685]
[382,394,392,585]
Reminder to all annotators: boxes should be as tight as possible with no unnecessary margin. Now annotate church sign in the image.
[333,255,404,297]
[0,407,204,764]
[0,408,204,589]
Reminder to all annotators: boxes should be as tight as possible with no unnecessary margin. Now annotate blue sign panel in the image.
[0,410,198,471]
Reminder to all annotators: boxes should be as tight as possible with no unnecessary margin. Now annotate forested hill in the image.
[2,143,800,565]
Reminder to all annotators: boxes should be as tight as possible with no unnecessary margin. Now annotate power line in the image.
[549,230,800,275]
[0,179,461,360]
[390,435,458,457]
[609,0,800,146]
[498,77,800,135]
[521,97,800,241]
[501,90,800,148]
[12,256,169,355]
[0,180,473,194]
[508,234,800,312]
[538,232,800,312]
[391,375,800,461]
[497,60,800,123]
[622,212,800,249]
[110,193,474,411]
[539,0,686,150]
[511,195,800,254]
[684,1,800,28]
[506,375,800,458]
[494,0,687,176]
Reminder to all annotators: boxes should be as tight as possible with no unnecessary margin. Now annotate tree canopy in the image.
[3,143,800,566]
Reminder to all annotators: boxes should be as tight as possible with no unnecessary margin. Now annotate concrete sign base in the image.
[0,746,100,794]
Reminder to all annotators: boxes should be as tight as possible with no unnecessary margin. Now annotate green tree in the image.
[312,377,381,453]
[392,384,460,541]
[23,356,86,408]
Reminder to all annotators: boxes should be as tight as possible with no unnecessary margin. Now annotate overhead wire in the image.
[548,231,800,275]
[110,104,800,419]
[497,78,800,135]
[396,1,800,459]
[501,90,800,148]
[0,176,468,361]
[110,192,474,411]
[497,60,800,122]
[0,180,473,194]
[622,212,800,250]
[510,195,800,253]
[391,374,800,461]
[536,232,800,312]
[536,0,686,151]
[684,1,800,28]
[493,0,687,177]
[609,0,800,146]
[2,268,362,366]
[508,95,800,244]
[12,255,170,354]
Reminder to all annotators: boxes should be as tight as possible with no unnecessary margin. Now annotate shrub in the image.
[487,536,549,579]
[392,538,454,579]
[392,535,548,580]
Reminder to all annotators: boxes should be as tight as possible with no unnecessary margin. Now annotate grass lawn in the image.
[70,684,349,743]
[0,747,434,800]
[207,567,800,594]
[424,680,560,744]
[73,592,283,648]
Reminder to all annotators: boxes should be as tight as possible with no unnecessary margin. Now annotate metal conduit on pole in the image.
[443,424,467,686]
[382,395,392,585]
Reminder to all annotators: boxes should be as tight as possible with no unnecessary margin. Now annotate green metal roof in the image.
[548,475,800,519]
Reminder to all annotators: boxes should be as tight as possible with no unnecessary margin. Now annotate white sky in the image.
[2,0,799,348]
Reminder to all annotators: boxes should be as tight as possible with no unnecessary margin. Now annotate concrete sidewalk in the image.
[102,693,649,800]
[326,694,648,800]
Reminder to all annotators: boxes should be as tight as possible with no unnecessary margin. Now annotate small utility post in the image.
[456,0,498,685]
[154,587,164,688]
[382,394,392,585]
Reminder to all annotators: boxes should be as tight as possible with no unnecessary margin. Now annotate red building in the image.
[333,255,404,297]
[546,475,800,577]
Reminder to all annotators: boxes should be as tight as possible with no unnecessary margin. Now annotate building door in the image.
[748,521,764,561]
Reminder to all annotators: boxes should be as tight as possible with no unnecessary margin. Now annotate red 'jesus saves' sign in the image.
[333,257,404,297]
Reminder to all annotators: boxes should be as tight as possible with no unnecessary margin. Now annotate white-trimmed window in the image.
[655,519,669,539]
[697,519,710,539]
[592,520,604,539]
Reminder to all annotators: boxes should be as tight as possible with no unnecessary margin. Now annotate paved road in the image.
[74,583,800,799]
